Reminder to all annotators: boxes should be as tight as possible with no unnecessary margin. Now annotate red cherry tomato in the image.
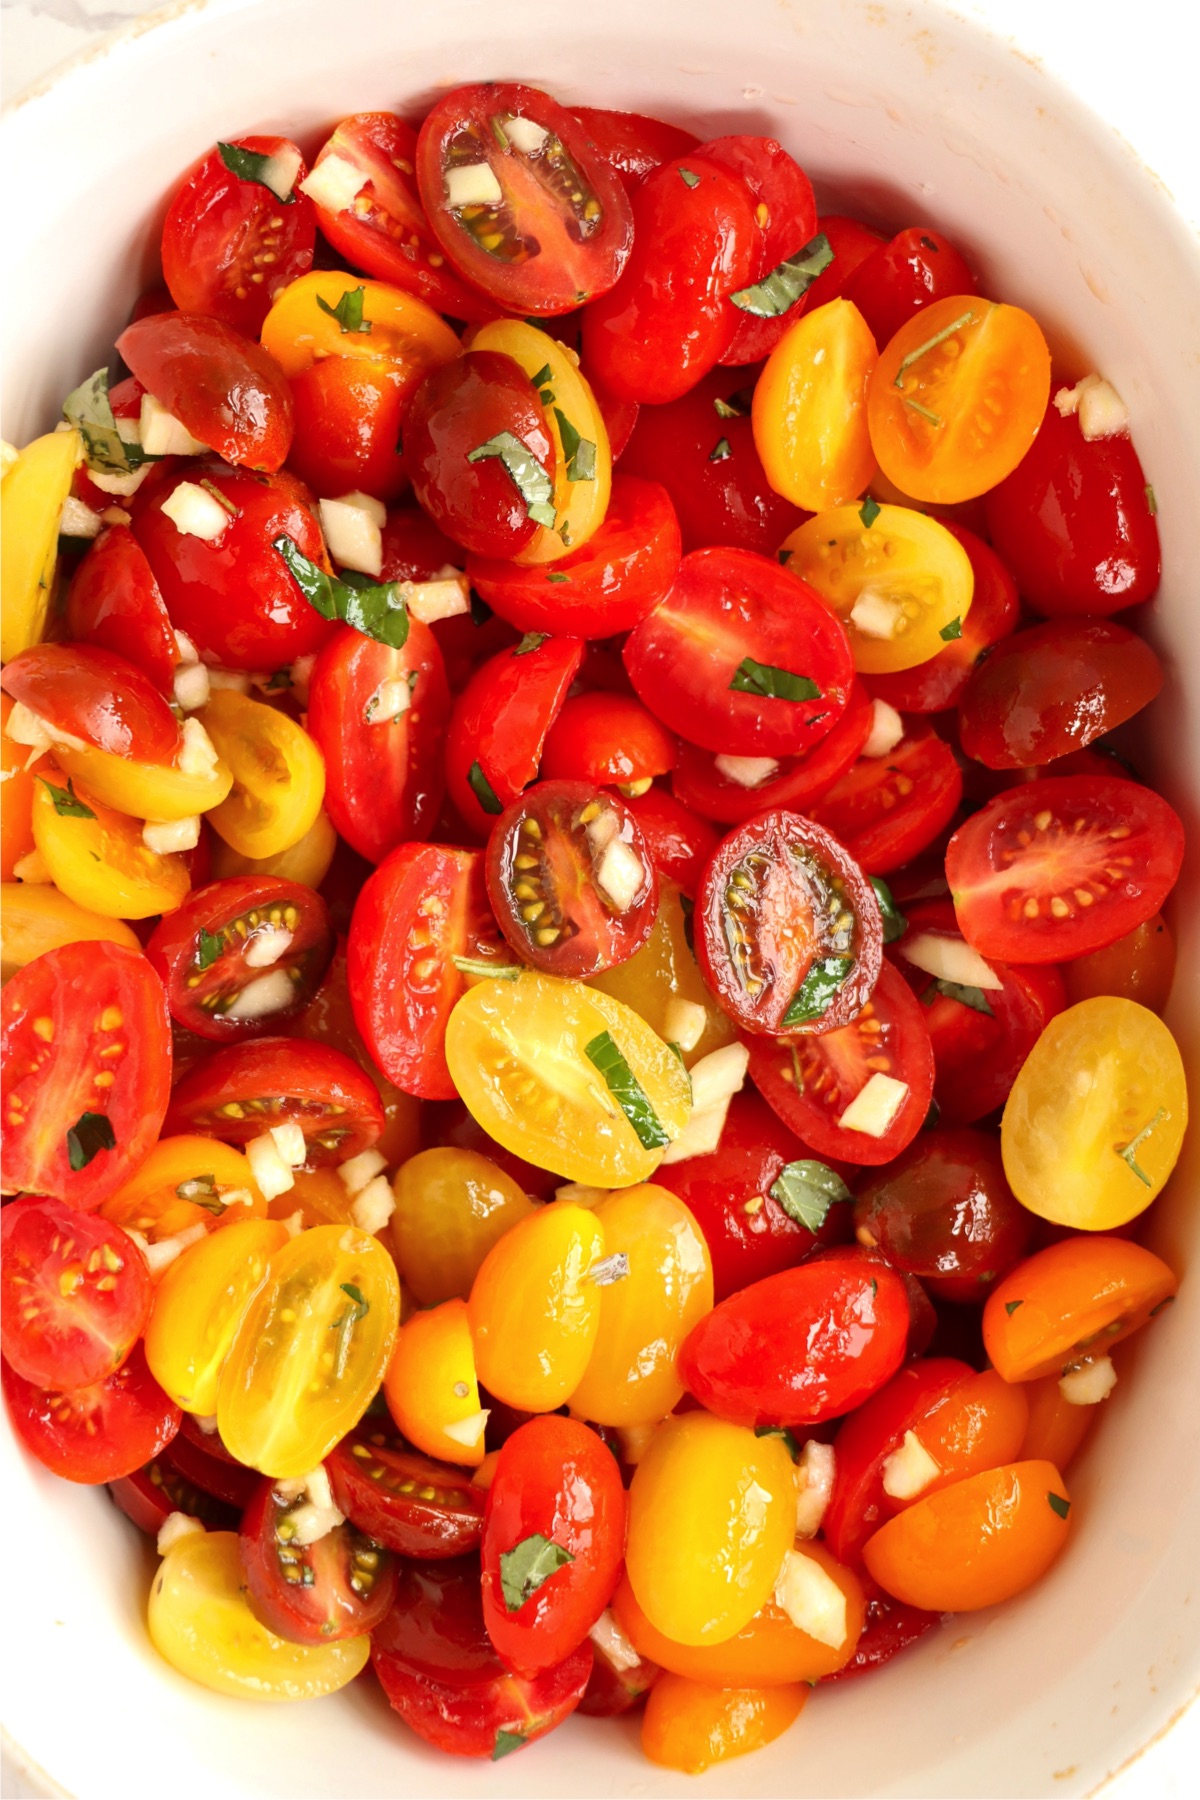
[572,106,700,188]
[672,681,873,826]
[0,1195,151,1389]
[865,526,1020,715]
[165,1036,383,1162]
[808,725,964,876]
[540,693,676,788]
[1,1343,179,1485]
[108,1452,237,1536]
[239,1473,397,1645]
[624,548,855,758]
[982,401,1161,617]
[307,620,450,864]
[745,959,935,1167]
[821,1578,939,1681]
[165,1416,268,1510]
[621,787,719,899]
[945,774,1184,963]
[0,643,181,764]
[65,526,179,696]
[416,84,634,315]
[287,357,410,506]
[796,214,887,315]
[695,809,882,1037]
[1,942,171,1210]
[581,155,758,404]
[841,227,977,350]
[116,311,294,473]
[446,634,584,837]
[325,1428,487,1557]
[679,1252,909,1427]
[698,134,817,368]
[161,135,315,335]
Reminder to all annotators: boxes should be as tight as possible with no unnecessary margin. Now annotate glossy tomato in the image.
[841,226,977,349]
[2,1342,179,1484]
[540,692,676,789]
[671,681,873,826]
[165,1036,384,1162]
[326,1427,486,1557]
[821,1578,939,1682]
[1,642,181,764]
[445,633,584,836]
[699,132,817,368]
[108,1451,238,1536]
[572,106,700,187]
[865,525,1020,715]
[166,1415,269,1510]
[65,526,179,696]
[798,214,886,312]
[239,1473,397,1645]
[621,787,719,899]
[0,1194,151,1389]
[116,311,294,472]
[287,357,411,506]
[808,725,963,875]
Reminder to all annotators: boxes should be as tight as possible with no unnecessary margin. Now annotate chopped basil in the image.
[66,1111,115,1172]
[859,496,881,529]
[939,616,963,641]
[467,431,556,527]
[467,761,503,815]
[770,1159,851,1233]
[679,893,695,955]
[264,667,292,690]
[217,140,296,203]
[709,436,732,463]
[678,167,701,189]
[589,1252,630,1287]
[195,926,224,970]
[892,309,977,390]
[870,877,907,945]
[492,1731,526,1762]
[924,977,993,1016]
[730,230,834,318]
[553,407,596,482]
[1145,483,1158,516]
[714,395,746,420]
[781,956,855,1029]
[62,367,155,476]
[452,954,520,981]
[199,478,239,517]
[38,777,94,820]
[584,1030,670,1149]
[545,572,569,584]
[777,548,794,566]
[903,396,943,426]
[1149,1296,1176,1318]
[273,535,408,649]
[1117,1107,1167,1187]
[870,1276,878,1297]
[339,1282,369,1321]
[499,1533,575,1613]
[1047,1492,1071,1520]
[530,362,554,389]
[469,588,492,626]
[754,1424,802,1459]
[923,1097,941,1131]
[514,631,550,656]
[176,1175,225,1216]
[729,657,821,703]
[919,234,939,252]
[1005,1299,1024,1316]
[315,286,371,334]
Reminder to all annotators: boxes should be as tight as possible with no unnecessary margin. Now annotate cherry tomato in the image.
[672,680,873,826]
[445,633,584,836]
[0,697,36,882]
[259,268,459,380]
[166,1413,260,1508]
[842,226,977,349]
[166,1036,383,1163]
[65,526,178,695]
[116,311,294,472]
[198,688,325,860]
[1062,913,1175,1013]
[798,215,886,313]
[161,135,315,334]
[468,1202,605,1411]
[571,106,700,187]
[0,883,142,982]
[2,427,82,662]
[865,524,1020,714]
[577,1629,660,1716]
[587,875,735,1068]
[0,1195,150,1389]
[286,357,409,504]
[946,775,1184,962]
[99,1133,265,1245]
[326,1427,486,1557]
[821,1578,939,1682]
[1,642,180,764]
[540,692,675,789]
[752,299,878,512]
[983,1237,1178,1382]
[240,1473,397,1645]
[809,727,963,875]
[641,1674,807,1774]
[983,399,1161,616]
[108,1452,237,1536]
[143,1216,286,1414]
[621,786,719,898]
[1019,1373,1096,1472]
[2,1342,179,1484]
[392,1146,534,1311]
[384,1297,487,1465]
[700,133,817,367]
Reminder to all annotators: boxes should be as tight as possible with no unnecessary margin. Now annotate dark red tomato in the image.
[132,460,332,670]
[577,1637,660,1715]
[288,357,409,505]
[1,942,171,1210]
[416,84,634,315]
[160,135,315,335]
[372,1556,592,1759]
[165,1036,383,1162]
[620,786,719,899]
[619,369,806,555]
[678,1252,909,1428]
[841,227,977,350]
[486,780,657,978]
[672,680,873,826]
[240,1474,397,1645]
[307,620,450,864]
[420,1099,560,1200]
[540,693,676,788]
[655,1088,852,1302]
[468,474,681,638]
[446,633,584,836]
[348,842,506,1099]
[572,106,700,188]
[326,1428,486,1556]
[65,526,179,696]
[698,135,817,368]
[109,1452,237,1535]
[696,810,882,1037]
[796,214,886,316]
[145,876,333,1042]
[808,726,964,875]
[0,642,181,764]
[167,1412,260,1508]
[307,113,496,322]
[956,619,1163,771]
[865,526,1021,715]
[945,774,1184,962]
[983,401,1161,617]
[380,504,462,581]
[581,156,758,404]
[481,1415,626,1676]
[745,959,935,1167]
[624,548,854,757]
[822,1579,939,1681]
[0,1195,151,1389]
[405,351,554,559]
[2,1343,179,1485]
[116,311,293,473]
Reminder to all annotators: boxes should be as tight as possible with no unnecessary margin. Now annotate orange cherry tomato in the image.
[468,1202,605,1412]
[384,1298,486,1467]
[916,1367,1030,1497]
[1,883,141,982]
[260,270,460,382]
[31,769,190,919]
[1061,913,1176,1014]
[1,694,36,880]
[983,1237,1178,1382]
[752,298,878,512]
[863,1459,1071,1611]
[390,1146,534,1307]
[641,1673,807,1774]
[100,1135,267,1242]
[1019,1373,1096,1472]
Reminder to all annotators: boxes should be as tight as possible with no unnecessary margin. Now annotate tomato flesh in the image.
[65,526,179,696]
[239,1473,397,1645]
[165,1036,384,1162]
[445,634,584,837]
[0,1195,152,1389]
[326,1428,486,1557]
[2,1342,179,1485]
[810,727,963,875]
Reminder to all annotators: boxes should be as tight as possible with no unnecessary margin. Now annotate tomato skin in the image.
[161,135,316,334]
[540,692,676,787]
[672,681,873,826]
[621,786,719,899]
[821,1578,939,1682]
[699,134,816,367]
[2,1342,179,1485]
[420,1099,559,1201]
[799,214,886,313]
[445,634,584,837]
[0,1195,151,1389]
[108,1452,238,1536]
[65,526,179,696]
[984,1237,1178,1382]
[0,642,181,765]
[956,619,1163,770]
[865,525,1020,715]
[166,1036,384,1162]
[679,1253,909,1427]
[641,1674,807,1774]
[307,620,450,864]
[842,227,977,350]
[116,311,294,473]
[167,1414,260,1508]
[326,1428,486,1557]
[287,357,410,505]
[572,107,700,187]
[809,726,964,875]
[239,1474,398,1646]
[982,402,1161,617]
[1062,912,1175,1013]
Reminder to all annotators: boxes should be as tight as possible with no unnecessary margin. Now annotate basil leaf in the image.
[1047,1492,1071,1520]
[217,140,297,203]
[729,657,821,703]
[892,309,977,390]
[339,1282,369,1321]
[273,535,408,649]
[1117,1107,1167,1187]
[553,407,596,483]
[770,1159,851,1233]
[924,977,993,1016]
[714,394,747,420]
[584,1030,670,1149]
[66,1111,115,1172]
[939,616,963,641]
[467,431,556,528]
[514,631,549,656]
[195,926,224,970]
[38,777,94,820]
[754,1424,802,1460]
[730,230,834,318]
[530,362,554,389]
[678,167,701,189]
[469,589,492,626]
[1005,1299,1024,1316]
[315,286,371,334]
[781,956,855,1029]
[62,367,154,476]
[499,1533,575,1613]
[870,876,907,945]
[778,548,794,565]
[1145,483,1158,516]
[709,436,732,463]
[467,761,503,815]
[545,572,569,584]
[492,1731,526,1762]
[859,496,881,529]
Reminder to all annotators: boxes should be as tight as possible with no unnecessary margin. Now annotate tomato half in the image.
[672,681,874,827]
[199,688,326,861]
[65,526,179,696]
[808,726,963,874]
[621,787,719,899]
[326,1426,486,1557]
[117,311,294,473]
[865,524,1019,714]
[572,106,700,187]
[0,1195,151,1389]
[30,770,190,919]
[821,1579,939,1682]
[445,633,584,836]
[841,226,977,350]
[287,357,411,505]
[1,642,181,765]
[240,1474,397,1645]
[701,133,817,368]
[166,1036,384,1163]
[2,1342,179,1484]
[983,1236,1178,1383]
[108,1452,238,1536]
[752,299,878,512]
[540,692,676,788]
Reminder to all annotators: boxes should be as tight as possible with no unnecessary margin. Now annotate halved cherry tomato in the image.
[842,226,977,350]
[1,884,141,982]
[621,785,719,898]
[540,692,676,788]
[143,1217,286,1413]
[326,1426,486,1557]
[240,1473,397,1645]
[391,1146,534,1306]
[166,1413,260,1508]
[199,689,325,860]
[65,526,179,695]
[865,524,1019,713]
[0,1195,151,1388]
[259,269,460,381]
[809,727,962,874]
[1062,913,1175,1014]
[821,1577,939,1682]
[384,1297,487,1465]
[983,1237,1178,1382]
[468,1202,606,1411]
[572,106,700,187]
[641,1674,807,1774]
[2,1342,179,1484]
[945,774,1184,962]
[798,215,886,313]
[108,1451,237,1536]
[117,312,294,472]
[1,643,181,764]
[445,633,584,836]
[1019,1374,1096,1472]
[587,875,735,1068]
[752,299,878,512]
[166,1036,382,1162]
[701,133,817,368]
[99,1134,266,1243]
[672,681,874,826]
[286,357,411,505]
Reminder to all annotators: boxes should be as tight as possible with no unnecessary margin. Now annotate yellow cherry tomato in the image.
[626,1414,796,1646]
[31,771,190,918]
[1,882,141,981]
[983,1236,1178,1383]
[53,740,232,822]
[867,295,1051,503]
[261,270,460,378]
[752,298,877,513]
[1,695,37,880]
[383,1297,486,1466]
[641,1673,808,1774]
[1,428,81,661]
[780,503,975,673]
[1001,997,1187,1229]
[209,807,338,888]
[217,1223,400,1478]
[198,689,325,859]
[567,1184,712,1426]
[145,1219,287,1413]
[101,1135,267,1240]
[148,1530,369,1700]
[445,971,692,1186]
[468,1201,605,1411]
[589,878,735,1067]
[469,319,612,563]
[268,1166,354,1230]
[391,1146,534,1306]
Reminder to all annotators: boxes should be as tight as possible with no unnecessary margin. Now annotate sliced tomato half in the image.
[2,1343,180,1485]
[809,725,964,875]
[165,1037,384,1162]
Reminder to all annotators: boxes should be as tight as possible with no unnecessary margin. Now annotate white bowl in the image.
[3,1,1199,1794]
